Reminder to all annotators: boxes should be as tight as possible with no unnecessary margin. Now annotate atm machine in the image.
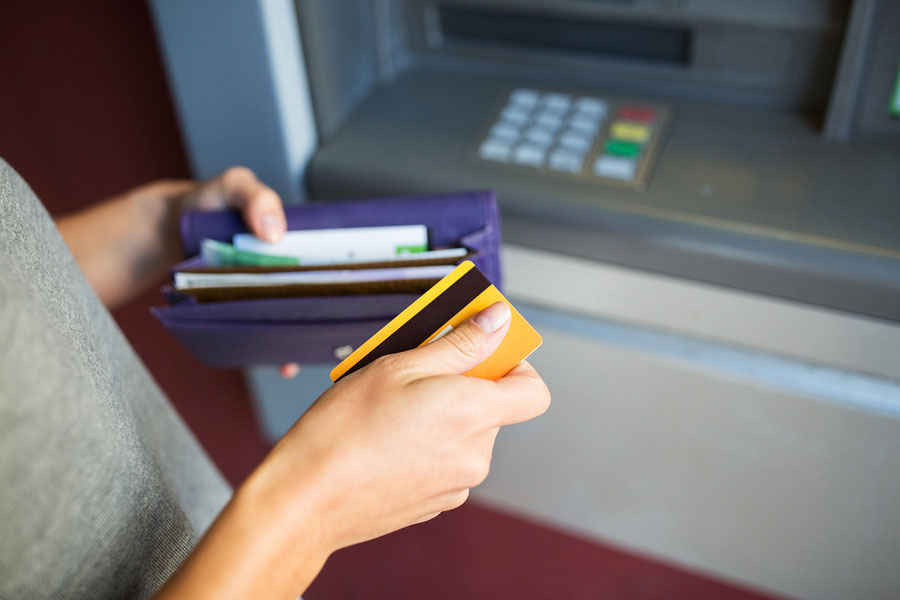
[151,1,900,598]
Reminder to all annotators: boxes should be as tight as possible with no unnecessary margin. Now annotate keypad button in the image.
[574,97,608,116]
[481,90,662,185]
[534,114,563,132]
[605,139,642,157]
[558,130,593,152]
[479,139,512,162]
[535,111,565,129]
[490,122,520,141]
[548,149,585,173]
[542,93,571,111]
[499,112,528,127]
[594,155,638,180]
[568,117,600,135]
[524,126,554,146]
[618,105,656,123]
[510,88,540,107]
[610,121,651,143]
[540,104,569,118]
[502,105,532,122]
[571,108,605,126]
[513,143,547,167]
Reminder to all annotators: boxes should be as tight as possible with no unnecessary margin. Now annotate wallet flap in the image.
[153,293,419,323]
[155,318,395,366]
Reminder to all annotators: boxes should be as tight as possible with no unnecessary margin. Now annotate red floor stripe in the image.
[307,501,780,600]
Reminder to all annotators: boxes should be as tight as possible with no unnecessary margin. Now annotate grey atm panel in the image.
[297,0,900,321]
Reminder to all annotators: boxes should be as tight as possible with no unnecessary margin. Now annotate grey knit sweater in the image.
[0,159,231,598]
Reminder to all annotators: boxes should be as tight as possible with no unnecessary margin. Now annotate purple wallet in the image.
[151,191,502,367]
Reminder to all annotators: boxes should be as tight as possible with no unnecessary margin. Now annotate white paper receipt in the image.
[233,225,428,264]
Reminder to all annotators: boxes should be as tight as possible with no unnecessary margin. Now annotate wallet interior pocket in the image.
[152,293,420,323]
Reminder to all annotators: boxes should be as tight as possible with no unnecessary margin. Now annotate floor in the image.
[0,2,782,598]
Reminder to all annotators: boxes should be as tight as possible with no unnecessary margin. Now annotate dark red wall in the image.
[0,1,190,212]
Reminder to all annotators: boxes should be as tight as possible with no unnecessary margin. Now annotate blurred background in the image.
[1,1,899,599]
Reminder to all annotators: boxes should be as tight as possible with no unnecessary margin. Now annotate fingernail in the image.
[260,214,282,242]
[473,301,511,333]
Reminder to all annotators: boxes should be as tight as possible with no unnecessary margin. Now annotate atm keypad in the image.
[477,88,670,190]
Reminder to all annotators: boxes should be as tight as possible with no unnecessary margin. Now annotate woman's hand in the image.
[175,165,287,244]
[171,168,300,378]
[57,165,287,306]
[57,166,300,377]
[288,303,550,548]
[158,302,551,598]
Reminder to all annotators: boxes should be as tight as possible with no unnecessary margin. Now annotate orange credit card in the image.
[330,261,542,382]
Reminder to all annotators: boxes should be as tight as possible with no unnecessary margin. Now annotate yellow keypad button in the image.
[610,121,651,143]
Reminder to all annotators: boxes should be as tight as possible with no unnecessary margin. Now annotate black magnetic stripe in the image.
[337,267,491,380]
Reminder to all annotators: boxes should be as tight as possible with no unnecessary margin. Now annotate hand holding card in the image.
[331,261,542,382]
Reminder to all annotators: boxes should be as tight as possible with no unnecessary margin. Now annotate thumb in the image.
[402,301,512,376]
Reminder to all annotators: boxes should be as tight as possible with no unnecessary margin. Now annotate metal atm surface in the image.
[308,67,900,320]
[303,0,900,322]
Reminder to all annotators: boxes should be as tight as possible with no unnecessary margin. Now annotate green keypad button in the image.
[605,140,642,157]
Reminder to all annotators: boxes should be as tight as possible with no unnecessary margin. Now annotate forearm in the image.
[155,461,332,599]
[55,182,190,309]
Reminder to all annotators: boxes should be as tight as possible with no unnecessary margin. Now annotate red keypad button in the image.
[618,105,656,123]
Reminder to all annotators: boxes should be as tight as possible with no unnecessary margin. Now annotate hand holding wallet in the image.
[152,191,502,367]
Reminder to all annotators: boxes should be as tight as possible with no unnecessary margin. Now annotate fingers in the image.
[444,360,549,428]
[222,167,286,243]
[397,301,512,377]
[412,512,442,525]
[279,363,300,379]
[411,487,472,526]
[488,360,552,426]
[194,166,287,242]
[417,360,549,429]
